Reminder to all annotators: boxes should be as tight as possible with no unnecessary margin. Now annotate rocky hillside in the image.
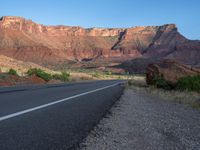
[119,25,200,73]
[0,16,199,70]
[0,55,56,74]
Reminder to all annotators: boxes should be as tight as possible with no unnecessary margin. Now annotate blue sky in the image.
[1,0,199,39]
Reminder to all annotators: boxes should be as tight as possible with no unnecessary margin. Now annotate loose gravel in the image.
[79,88,200,150]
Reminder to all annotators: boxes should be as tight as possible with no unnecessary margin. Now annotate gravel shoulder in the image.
[79,88,200,150]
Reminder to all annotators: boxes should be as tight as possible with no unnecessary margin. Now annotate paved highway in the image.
[0,80,125,150]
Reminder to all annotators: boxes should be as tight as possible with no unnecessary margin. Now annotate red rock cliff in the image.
[0,16,198,66]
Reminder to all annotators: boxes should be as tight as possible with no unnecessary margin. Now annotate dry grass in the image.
[69,72,95,81]
[0,55,97,82]
[128,76,200,109]
[0,55,59,75]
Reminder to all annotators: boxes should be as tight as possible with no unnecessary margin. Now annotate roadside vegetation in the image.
[176,75,200,92]
[0,68,71,85]
[148,75,200,93]
[27,68,53,81]
[1,66,135,86]
[128,75,200,109]
[27,68,70,82]
[0,66,145,87]
[8,68,18,76]
[52,72,70,82]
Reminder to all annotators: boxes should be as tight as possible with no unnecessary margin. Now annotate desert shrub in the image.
[27,68,52,81]
[8,68,18,76]
[92,72,100,78]
[106,71,112,75]
[176,75,200,92]
[52,72,70,82]
[150,75,172,90]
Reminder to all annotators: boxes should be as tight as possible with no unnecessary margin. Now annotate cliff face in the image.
[0,16,124,36]
[0,16,199,67]
[0,16,129,63]
[143,24,188,57]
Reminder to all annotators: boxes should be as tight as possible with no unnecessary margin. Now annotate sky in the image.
[1,0,200,39]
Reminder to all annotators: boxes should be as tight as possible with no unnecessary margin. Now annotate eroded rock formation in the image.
[0,16,199,68]
[146,59,200,85]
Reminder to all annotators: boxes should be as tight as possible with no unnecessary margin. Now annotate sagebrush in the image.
[149,74,200,93]
[8,68,18,76]
[176,75,200,92]
[27,68,52,81]
[52,72,70,82]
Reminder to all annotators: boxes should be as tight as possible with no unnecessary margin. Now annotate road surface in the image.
[0,80,124,150]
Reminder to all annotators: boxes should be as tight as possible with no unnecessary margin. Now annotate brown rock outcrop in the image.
[146,59,200,85]
[0,16,199,68]
[120,25,200,73]
[0,16,171,64]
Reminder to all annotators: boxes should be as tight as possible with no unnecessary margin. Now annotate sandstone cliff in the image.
[0,16,199,68]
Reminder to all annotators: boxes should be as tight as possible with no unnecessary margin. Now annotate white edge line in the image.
[0,82,123,122]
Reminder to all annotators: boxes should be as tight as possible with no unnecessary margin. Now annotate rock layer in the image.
[0,16,199,67]
[0,16,165,63]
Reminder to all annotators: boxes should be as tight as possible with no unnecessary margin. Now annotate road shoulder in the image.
[79,88,200,150]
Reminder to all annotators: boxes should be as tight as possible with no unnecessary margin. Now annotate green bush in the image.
[52,72,70,82]
[106,71,112,75]
[27,68,52,81]
[8,68,18,76]
[176,75,200,92]
[92,72,100,78]
[150,75,172,90]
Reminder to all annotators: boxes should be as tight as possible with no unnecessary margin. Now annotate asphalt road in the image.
[0,80,125,150]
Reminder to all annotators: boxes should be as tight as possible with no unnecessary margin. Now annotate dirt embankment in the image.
[0,74,46,87]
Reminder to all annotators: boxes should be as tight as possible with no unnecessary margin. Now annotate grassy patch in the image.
[148,75,200,93]
[27,68,71,82]
[91,72,101,78]
[27,68,52,81]
[176,75,200,92]
[52,72,70,82]
[128,76,200,110]
[149,75,173,90]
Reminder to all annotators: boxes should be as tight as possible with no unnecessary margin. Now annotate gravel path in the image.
[79,88,200,150]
